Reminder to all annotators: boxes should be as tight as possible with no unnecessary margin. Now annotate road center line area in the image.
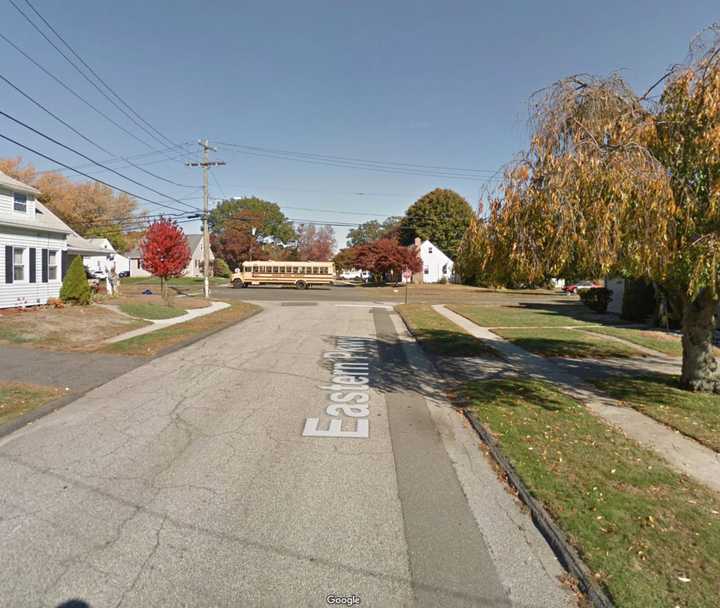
[0,302,574,607]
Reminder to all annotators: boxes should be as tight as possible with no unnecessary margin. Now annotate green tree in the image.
[400,189,474,259]
[468,27,720,392]
[213,258,231,278]
[59,256,91,305]
[208,197,295,243]
[346,217,403,247]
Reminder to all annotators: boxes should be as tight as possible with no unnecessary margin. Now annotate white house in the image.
[127,234,214,278]
[83,238,130,277]
[404,238,455,284]
[0,170,106,309]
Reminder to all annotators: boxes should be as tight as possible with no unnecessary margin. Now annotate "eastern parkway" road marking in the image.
[302,337,376,438]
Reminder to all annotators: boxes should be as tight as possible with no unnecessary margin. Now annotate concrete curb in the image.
[463,408,615,608]
[0,304,264,441]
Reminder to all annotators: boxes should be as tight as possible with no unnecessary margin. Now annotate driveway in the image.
[0,345,144,393]
[0,302,575,608]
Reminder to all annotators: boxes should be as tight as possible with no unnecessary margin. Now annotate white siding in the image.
[185,241,214,277]
[418,241,454,283]
[0,187,36,218]
[0,226,66,309]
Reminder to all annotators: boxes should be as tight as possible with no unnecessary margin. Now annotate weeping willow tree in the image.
[467,27,720,392]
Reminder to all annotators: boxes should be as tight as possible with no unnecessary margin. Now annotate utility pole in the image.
[187,140,225,298]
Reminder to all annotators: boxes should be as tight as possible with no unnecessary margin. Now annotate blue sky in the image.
[0,0,716,246]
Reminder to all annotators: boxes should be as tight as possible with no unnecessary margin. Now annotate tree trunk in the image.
[160,276,167,304]
[680,288,720,392]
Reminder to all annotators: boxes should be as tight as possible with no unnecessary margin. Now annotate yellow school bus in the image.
[231,260,335,289]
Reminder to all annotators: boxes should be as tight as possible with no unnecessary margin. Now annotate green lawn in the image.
[463,378,720,608]
[580,326,683,357]
[396,304,500,358]
[0,325,35,343]
[104,302,260,356]
[121,276,227,286]
[0,382,62,426]
[592,375,720,452]
[494,327,643,358]
[118,302,187,320]
[449,303,595,328]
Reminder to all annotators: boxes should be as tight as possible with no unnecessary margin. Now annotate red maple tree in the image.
[353,239,421,283]
[140,218,192,301]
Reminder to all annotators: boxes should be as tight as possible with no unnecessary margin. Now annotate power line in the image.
[8,0,179,155]
[0,131,199,215]
[20,0,180,152]
[218,147,501,182]
[0,30,157,149]
[0,72,200,189]
[0,109,202,212]
[36,145,197,177]
[217,141,503,179]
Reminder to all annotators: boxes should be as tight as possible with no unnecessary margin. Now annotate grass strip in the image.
[102,302,260,357]
[0,382,62,426]
[396,304,500,358]
[448,303,594,328]
[580,326,683,357]
[464,378,720,608]
[494,327,642,358]
[592,374,720,452]
[118,302,187,320]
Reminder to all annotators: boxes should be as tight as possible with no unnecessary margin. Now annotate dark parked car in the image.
[119,270,130,278]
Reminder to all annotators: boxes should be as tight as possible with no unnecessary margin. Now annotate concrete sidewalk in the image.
[434,304,720,493]
[104,301,230,344]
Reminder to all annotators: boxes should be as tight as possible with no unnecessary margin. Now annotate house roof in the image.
[85,238,116,252]
[186,234,203,252]
[0,169,41,196]
[128,234,208,259]
[67,233,111,255]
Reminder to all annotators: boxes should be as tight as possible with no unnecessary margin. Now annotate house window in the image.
[428,246,433,254]
[13,193,27,213]
[442,264,448,275]
[48,250,58,280]
[424,266,429,274]
[13,247,25,281]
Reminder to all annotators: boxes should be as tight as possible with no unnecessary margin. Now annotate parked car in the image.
[563,281,602,294]
[118,270,130,278]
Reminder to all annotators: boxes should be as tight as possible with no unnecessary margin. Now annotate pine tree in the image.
[59,256,91,305]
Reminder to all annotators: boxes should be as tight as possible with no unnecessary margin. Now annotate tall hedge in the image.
[59,256,91,305]
[621,279,656,322]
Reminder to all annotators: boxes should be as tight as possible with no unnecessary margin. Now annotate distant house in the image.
[405,237,455,284]
[0,170,107,309]
[83,238,130,277]
[127,234,214,278]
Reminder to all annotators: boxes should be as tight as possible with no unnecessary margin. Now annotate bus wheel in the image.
[295,280,307,290]
[232,279,243,289]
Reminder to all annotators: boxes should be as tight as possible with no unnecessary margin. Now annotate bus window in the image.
[312,267,318,274]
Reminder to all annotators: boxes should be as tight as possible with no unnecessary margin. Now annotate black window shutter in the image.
[4,245,12,284]
[41,249,48,283]
[61,251,70,279]
[29,248,36,283]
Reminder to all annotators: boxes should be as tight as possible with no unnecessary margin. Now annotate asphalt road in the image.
[215,283,575,306]
[0,302,575,608]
